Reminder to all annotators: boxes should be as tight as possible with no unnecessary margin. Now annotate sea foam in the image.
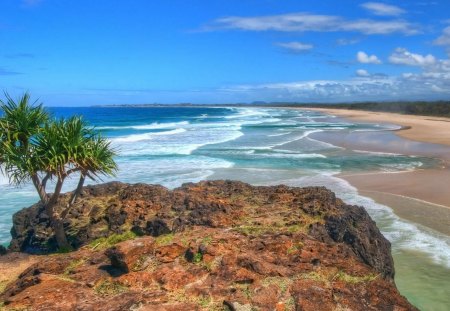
[97,121,189,130]
[274,173,450,269]
[111,128,187,143]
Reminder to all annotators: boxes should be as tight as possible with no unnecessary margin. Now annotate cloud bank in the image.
[276,42,313,53]
[361,2,405,16]
[205,12,419,35]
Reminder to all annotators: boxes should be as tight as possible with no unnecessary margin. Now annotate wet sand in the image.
[299,108,450,234]
[340,168,450,236]
[358,189,450,236]
[306,108,450,147]
[339,169,450,209]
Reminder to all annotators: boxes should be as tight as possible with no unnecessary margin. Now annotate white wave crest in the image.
[264,153,326,159]
[268,132,292,137]
[97,121,189,130]
[114,127,243,156]
[115,156,234,189]
[380,161,423,172]
[0,171,8,186]
[111,128,187,143]
[353,150,404,156]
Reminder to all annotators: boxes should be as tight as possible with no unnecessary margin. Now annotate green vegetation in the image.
[0,92,117,251]
[233,215,324,237]
[261,276,292,295]
[197,295,212,308]
[150,102,450,118]
[166,289,222,310]
[293,102,450,118]
[286,241,304,255]
[94,279,128,296]
[201,236,213,245]
[154,233,175,246]
[298,270,379,284]
[192,252,203,263]
[234,283,253,300]
[89,231,137,250]
[64,258,85,275]
[0,280,9,294]
[333,271,379,284]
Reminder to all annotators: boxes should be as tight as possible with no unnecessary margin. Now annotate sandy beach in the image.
[307,108,450,147]
[340,169,450,236]
[300,108,450,234]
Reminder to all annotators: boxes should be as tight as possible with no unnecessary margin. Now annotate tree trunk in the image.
[69,173,85,206]
[46,177,72,251]
[52,216,71,251]
[31,174,48,204]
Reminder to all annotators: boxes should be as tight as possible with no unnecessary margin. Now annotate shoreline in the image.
[304,107,450,147]
[338,170,450,237]
[294,107,450,235]
[358,189,450,236]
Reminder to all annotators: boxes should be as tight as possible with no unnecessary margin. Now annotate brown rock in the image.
[1,180,418,310]
[105,238,154,273]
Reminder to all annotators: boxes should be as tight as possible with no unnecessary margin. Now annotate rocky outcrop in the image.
[2,180,417,310]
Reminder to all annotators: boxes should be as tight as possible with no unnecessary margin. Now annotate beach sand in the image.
[307,108,450,147]
[299,108,450,234]
[340,170,450,236]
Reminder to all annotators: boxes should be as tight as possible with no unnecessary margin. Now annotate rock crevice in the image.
[2,180,416,310]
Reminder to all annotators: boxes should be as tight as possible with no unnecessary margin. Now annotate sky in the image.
[1,0,450,106]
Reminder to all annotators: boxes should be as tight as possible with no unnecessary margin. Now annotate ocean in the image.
[0,106,449,309]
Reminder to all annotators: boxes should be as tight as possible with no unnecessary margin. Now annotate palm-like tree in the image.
[68,134,117,206]
[0,93,48,192]
[0,93,117,251]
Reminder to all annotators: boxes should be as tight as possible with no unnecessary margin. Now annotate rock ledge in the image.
[2,180,417,310]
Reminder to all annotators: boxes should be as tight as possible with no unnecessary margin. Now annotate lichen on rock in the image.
[1,180,417,310]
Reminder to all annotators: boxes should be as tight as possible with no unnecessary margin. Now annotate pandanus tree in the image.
[0,92,117,250]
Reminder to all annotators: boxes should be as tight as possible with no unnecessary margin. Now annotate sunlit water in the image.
[0,107,448,310]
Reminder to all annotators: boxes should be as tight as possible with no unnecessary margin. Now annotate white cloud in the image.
[336,38,360,46]
[357,51,382,64]
[276,42,313,52]
[361,2,405,16]
[355,69,388,79]
[206,13,419,35]
[389,48,436,66]
[356,69,370,77]
[219,72,450,101]
[434,26,450,46]
[220,79,397,102]
[216,47,450,101]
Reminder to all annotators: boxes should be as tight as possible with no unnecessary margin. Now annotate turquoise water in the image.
[0,107,449,309]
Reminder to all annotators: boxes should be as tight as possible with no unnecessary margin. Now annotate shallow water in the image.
[0,107,449,309]
[393,250,450,310]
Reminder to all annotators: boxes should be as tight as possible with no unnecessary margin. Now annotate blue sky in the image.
[1,0,450,106]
